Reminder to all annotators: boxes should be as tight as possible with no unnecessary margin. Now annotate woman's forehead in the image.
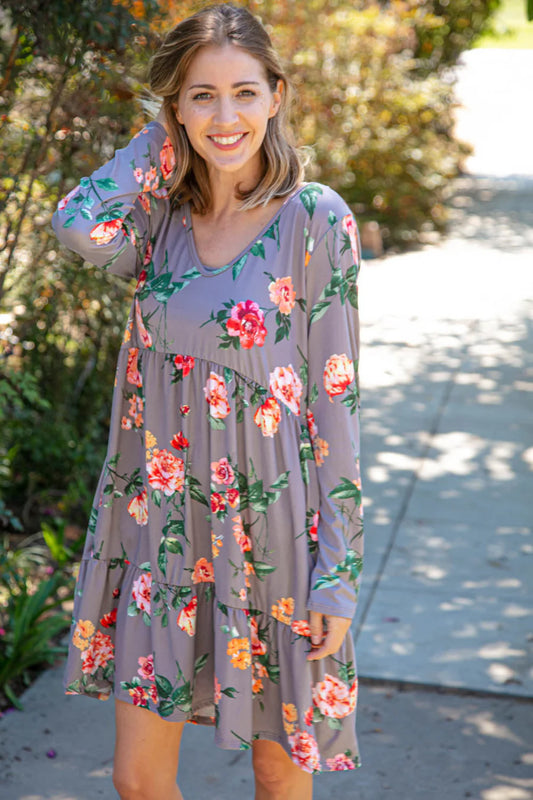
[183,43,268,87]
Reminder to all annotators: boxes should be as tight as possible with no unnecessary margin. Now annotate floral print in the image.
[52,121,363,773]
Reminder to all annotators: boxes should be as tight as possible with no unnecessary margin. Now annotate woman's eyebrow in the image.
[187,81,261,90]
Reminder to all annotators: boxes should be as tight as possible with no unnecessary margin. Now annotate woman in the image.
[52,5,363,799]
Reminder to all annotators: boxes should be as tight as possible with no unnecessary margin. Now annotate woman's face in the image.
[175,43,282,186]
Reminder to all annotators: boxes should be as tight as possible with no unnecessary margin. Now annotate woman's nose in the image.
[214,96,239,125]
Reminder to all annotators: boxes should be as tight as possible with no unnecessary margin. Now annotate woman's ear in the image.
[268,79,283,119]
[173,102,184,125]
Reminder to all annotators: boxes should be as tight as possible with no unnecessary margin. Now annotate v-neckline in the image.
[184,184,308,276]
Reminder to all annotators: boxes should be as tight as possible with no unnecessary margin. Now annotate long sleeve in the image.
[52,121,172,278]
[304,210,363,619]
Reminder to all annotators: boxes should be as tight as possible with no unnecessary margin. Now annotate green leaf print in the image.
[172,684,192,712]
[347,284,359,309]
[158,699,175,717]
[250,241,266,259]
[299,185,323,219]
[188,484,209,506]
[61,215,76,228]
[94,177,119,191]
[264,217,280,247]
[194,653,209,675]
[309,300,331,323]
[252,561,276,579]
[222,687,238,698]
[232,253,248,281]
[327,718,343,731]
[224,366,233,385]
[328,210,338,227]
[165,538,183,555]
[155,673,174,697]
[158,540,168,575]
[328,478,362,503]
[207,415,226,431]
[87,507,98,535]
[312,573,341,590]
[270,471,290,491]
[152,489,162,508]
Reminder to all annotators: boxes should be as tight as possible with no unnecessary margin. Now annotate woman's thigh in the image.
[113,699,186,799]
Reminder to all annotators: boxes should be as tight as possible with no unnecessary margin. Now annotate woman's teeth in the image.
[210,133,245,145]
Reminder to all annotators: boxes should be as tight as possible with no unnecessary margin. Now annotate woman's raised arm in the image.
[52,120,174,278]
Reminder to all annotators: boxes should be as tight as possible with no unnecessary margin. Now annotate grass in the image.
[475,0,533,49]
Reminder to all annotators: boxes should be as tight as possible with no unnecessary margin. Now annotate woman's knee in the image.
[252,741,306,796]
[112,766,144,800]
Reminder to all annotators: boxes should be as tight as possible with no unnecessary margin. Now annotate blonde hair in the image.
[149,3,304,213]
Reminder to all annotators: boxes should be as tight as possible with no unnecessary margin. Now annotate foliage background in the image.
[0,0,503,707]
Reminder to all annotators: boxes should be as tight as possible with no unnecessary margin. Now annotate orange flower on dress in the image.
[271,597,294,626]
[203,372,231,419]
[100,608,117,628]
[313,437,329,466]
[269,365,303,416]
[232,514,252,553]
[128,685,149,707]
[210,492,226,513]
[253,396,281,437]
[159,136,176,180]
[134,297,153,348]
[283,702,298,734]
[268,276,296,315]
[312,673,354,719]
[211,532,223,559]
[147,449,185,496]
[72,619,95,651]
[227,637,251,670]
[126,347,142,387]
[323,353,354,402]
[192,557,214,584]
[291,619,311,637]
[80,630,114,674]
[89,218,124,245]
[177,596,197,637]
[127,488,148,526]
[214,676,221,704]
[171,431,189,450]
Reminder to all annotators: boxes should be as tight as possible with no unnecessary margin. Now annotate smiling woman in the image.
[52,5,364,800]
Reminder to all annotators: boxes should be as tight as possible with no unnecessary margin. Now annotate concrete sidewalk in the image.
[1,49,532,799]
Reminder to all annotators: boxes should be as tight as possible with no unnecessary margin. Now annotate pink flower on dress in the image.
[326,753,357,771]
[126,347,142,387]
[134,297,153,348]
[269,365,303,416]
[214,676,221,704]
[250,617,267,656]
[312,673,353,719]
[89,218,124,245]
[253,396,282,437]
[147,449,185,496]
[226,300,267,349]
[211,457,235,485]
[143,240,153,266]
[132,572,152,614]
[288,729,321,774]
[177,596,198,637]
[268,276,296,315]
[159,136,176,180]
[204,372,231,419]
[309,510,320,542]
[342,213,360,266]
[57,185,80,210]
[323,353,354,401]
[127,488,148,526]
[137,654,155,681]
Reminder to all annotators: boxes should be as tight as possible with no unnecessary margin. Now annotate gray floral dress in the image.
[52,120,363,774]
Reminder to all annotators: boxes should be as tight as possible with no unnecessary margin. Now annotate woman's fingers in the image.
[307,613,352,661]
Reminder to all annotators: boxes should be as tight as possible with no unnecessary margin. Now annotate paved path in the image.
[1,48,532,800]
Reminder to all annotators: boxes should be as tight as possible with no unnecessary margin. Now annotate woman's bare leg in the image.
[113,699,186,800]
[252,739,313,800]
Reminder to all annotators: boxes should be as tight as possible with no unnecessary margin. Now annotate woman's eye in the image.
[192,92,211,101]
[238,89,256,98]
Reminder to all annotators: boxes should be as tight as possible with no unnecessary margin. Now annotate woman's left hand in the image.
[307,610,352,661]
